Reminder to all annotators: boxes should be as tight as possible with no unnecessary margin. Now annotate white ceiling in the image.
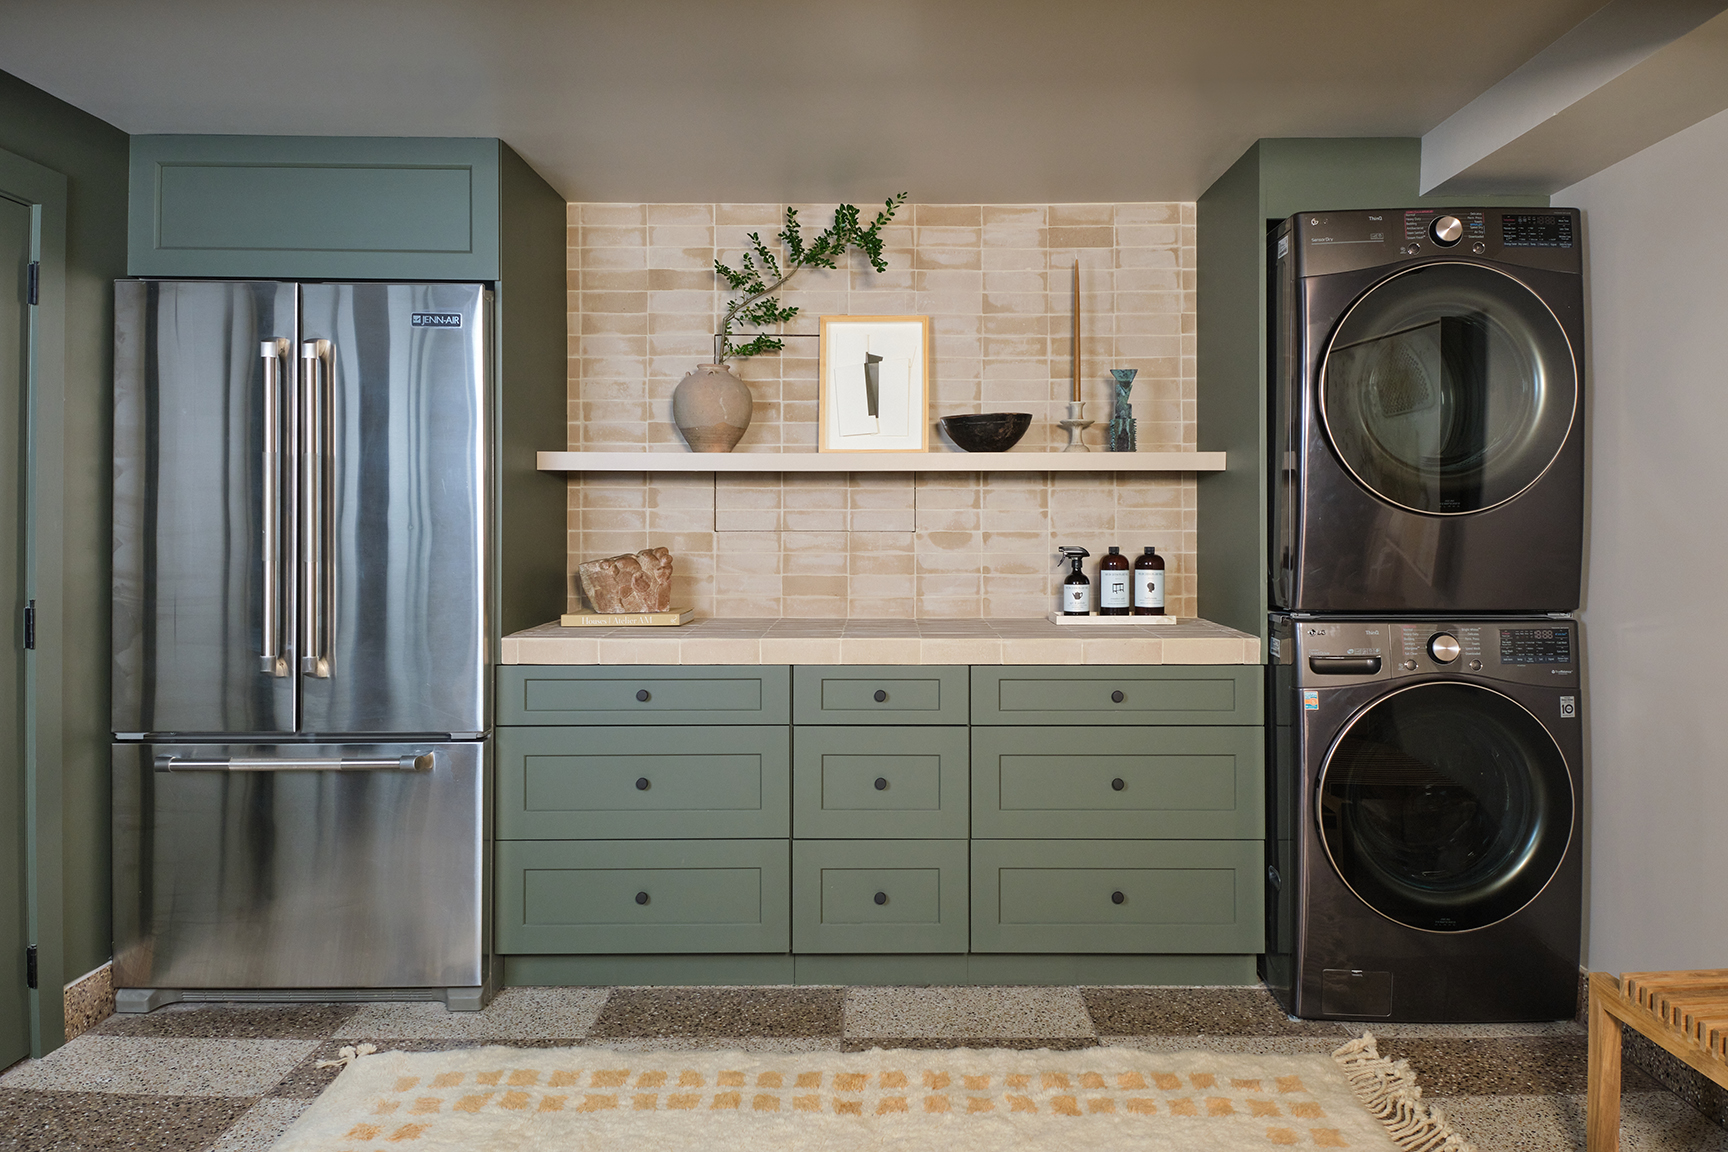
[0,0,1613,202]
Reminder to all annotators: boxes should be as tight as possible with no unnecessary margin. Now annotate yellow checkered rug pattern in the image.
[276,1045,1415,1150]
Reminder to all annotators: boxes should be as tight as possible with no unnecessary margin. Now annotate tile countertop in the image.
[499,617,1262,666]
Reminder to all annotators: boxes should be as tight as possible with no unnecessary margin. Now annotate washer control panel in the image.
[1284,618,1577,688]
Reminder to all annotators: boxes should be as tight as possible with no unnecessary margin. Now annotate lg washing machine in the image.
[1271,208,1583,613]
[1263,614,1582,1022]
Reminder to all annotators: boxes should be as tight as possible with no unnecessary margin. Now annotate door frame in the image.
[0,144,67,1057]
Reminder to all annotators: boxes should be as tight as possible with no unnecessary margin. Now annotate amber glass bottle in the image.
[1099,546,1130,616]
[1132,546,1165,615]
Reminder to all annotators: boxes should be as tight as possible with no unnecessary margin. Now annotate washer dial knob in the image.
[1431,216,1464,246]
[1428,633,1462,663]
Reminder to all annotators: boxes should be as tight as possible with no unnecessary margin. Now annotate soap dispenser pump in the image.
[1057,546,1091,616]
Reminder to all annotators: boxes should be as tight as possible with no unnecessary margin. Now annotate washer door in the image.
[1320,263,1576,515]
[1317,682,1573,932]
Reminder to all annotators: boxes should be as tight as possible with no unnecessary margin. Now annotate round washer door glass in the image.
[1317,682,1573,932]
[1321,263,1576,515]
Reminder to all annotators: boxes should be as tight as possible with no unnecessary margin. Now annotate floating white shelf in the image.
[537,451,1226,474]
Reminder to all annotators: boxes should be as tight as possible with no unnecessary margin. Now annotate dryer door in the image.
[1320,263,1576,516]
[1316,682,1572,932]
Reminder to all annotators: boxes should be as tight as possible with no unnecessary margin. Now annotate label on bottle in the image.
[1101,574,1129,609]
[1134,570,1164,609]
[1063,583,1090,613]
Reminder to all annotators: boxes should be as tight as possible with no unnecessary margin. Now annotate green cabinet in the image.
[792,666,970,725]
[498,726,789,840]
[971,726,1262,840]
[496,839,790,954]
[792,840,968,954]
[499,666,791,726]
[971,666,1262,726]
[970,839,1263,954]
[792,726,969,839]
[129,135,515,280]
[496,662,1265,978]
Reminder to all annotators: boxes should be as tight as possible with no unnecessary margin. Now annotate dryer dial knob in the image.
[1431,216,1464,246]
[1428,633,1462,663]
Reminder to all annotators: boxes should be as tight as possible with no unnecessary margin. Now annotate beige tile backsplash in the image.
[567,202,1198,619]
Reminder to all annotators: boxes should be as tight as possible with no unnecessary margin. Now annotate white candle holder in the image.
[1058,401,1093,452]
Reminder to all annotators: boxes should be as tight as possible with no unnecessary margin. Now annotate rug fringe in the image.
[1332,1033,1476,1152]
[315,1042,378,1070]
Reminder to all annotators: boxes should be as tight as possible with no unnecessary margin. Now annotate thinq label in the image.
[411,312,463,328]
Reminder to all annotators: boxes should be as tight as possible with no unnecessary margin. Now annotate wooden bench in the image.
[1587,968,1728,1150]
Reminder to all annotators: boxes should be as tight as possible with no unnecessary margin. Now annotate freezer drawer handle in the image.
[153,753,435,773]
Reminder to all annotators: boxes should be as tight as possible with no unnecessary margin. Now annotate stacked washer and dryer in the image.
[1263,208,1585,1022]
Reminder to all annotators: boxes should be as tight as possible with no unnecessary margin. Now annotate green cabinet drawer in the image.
[129,135,503,280]
[971,726,1262,840]
[496,840,789,954]
[792,666,969,725]
[498,727,789,840]
[792,727,969,839]
[970,666,1262,726]
[792,840,968,954]
[971,840,1263,954]
[499,666,790,726]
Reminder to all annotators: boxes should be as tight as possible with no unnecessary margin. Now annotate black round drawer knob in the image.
[635,689,650,702]
[874,777,888,791]
[1111,890,1125,905]
[1111,777,1125,791]
[635,777,650,791]
[873,689,888,703]
[1110,690,1125,704]
[635,891,650,905]
[874,891,888,905]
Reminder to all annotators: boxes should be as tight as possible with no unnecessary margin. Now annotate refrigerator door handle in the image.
[299,338,332,679]
[260,339,290,677]
[153,752,435,773]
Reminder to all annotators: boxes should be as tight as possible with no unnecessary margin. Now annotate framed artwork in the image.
[818,315,931,452]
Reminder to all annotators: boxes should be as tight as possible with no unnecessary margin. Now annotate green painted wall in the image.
[1194,138,1549,644]
[0,70,129,984]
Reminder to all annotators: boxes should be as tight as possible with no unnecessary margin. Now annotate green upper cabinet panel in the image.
[971,666,1263,726]
[499,666,791,726]
[129,136,504,279]
[792,666,969,725]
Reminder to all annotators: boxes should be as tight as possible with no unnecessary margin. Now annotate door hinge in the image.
[27,262,38,306]
[25,945,37,990]
[23,600,34,650]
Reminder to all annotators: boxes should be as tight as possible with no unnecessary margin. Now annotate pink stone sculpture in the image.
[577,547,674,613]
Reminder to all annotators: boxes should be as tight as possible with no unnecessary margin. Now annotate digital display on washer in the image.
[1501,214,1574,248]
[1499,627,1572,665]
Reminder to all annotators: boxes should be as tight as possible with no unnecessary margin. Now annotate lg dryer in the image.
[1263,615,1582,1022]
[1271,208,1584,613]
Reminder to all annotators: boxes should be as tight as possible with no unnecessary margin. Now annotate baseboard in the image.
[501,953,1261,988]
[63,962,114,1041]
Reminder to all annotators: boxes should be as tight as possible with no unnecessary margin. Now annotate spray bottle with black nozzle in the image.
[1057,546,1091,616]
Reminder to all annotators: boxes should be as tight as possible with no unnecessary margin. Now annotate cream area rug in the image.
[274,1034,1472,1151]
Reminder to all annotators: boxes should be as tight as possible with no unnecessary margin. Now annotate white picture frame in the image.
[818,315,931,453]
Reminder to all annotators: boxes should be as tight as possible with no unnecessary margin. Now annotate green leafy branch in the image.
[713,193,909,363]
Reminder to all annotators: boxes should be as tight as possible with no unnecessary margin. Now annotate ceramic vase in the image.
[672,363,753,452]
[1107,368,1138,452]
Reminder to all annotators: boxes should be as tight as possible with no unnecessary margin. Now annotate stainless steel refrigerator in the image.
[111,280,491,1011]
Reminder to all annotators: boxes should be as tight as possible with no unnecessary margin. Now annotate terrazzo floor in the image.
[1,984,1724,1151]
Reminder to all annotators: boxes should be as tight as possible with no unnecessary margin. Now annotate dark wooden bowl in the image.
[939,412,1033,452]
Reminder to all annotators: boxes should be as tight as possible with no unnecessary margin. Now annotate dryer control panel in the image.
[1290,207,1581,279]
[1283,617,1577,688]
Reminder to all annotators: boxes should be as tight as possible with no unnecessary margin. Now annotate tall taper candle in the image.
[1071,259,1081,402]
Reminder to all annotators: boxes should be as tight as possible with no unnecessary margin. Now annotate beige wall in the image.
[1558,107,1728,971]
[566,202,1197,618]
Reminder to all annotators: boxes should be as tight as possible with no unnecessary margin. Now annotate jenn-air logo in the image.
[411,312,463,328]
